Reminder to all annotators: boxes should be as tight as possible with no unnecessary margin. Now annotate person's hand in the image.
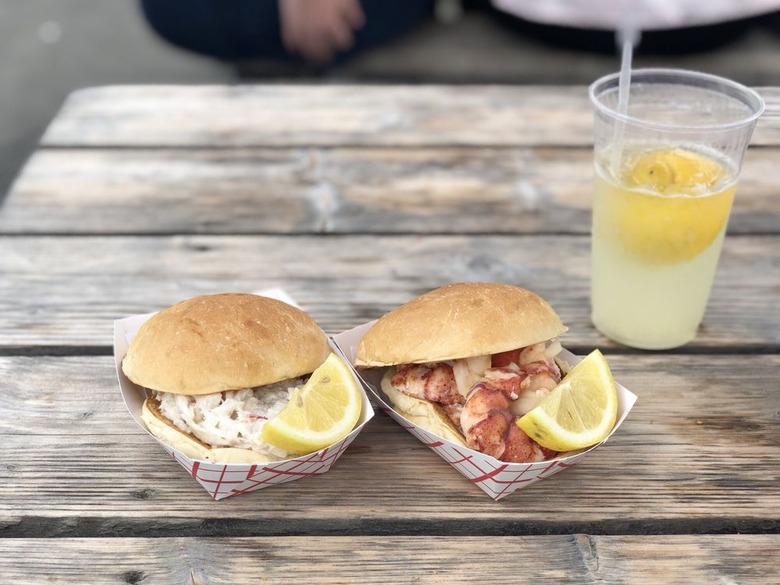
[279,0,365,64]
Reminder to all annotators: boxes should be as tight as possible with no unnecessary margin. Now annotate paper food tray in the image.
[333,321,637,501]
[114,290,374,500]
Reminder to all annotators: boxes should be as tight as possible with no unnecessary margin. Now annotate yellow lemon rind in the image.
[516,349,618,452]
[260,353,362,455]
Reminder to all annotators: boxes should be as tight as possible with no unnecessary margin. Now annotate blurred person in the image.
[141,0,434,66]
[488,0,780,54]
[141,0,780,69]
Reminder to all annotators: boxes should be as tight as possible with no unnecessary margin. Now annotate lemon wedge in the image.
[516,349,618,452]
[260,353,362,455]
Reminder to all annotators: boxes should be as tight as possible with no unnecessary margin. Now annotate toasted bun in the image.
[380,369,468,447]
[355,282,567,367]
[141,397,280,463]
[123,293,330,395]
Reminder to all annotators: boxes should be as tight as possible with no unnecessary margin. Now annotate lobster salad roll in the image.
[354,282,569,463]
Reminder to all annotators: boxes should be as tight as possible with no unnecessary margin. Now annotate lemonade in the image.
[588,69,763,349]
[591,146,737,349]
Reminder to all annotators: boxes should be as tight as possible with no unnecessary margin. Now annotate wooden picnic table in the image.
[1,84,778,583]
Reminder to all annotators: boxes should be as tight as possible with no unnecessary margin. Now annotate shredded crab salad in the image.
[155,377,306,460]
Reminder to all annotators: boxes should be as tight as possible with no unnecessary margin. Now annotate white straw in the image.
[617,36,634,117]
[611,4,641,174]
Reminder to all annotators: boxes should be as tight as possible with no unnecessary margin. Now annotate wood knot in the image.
[130,488,155,500]
[123,570,146,584]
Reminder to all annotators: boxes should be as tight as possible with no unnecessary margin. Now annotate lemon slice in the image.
[516,349,618,451]
[607,148,736,264]
[625,148,724,195]
[260,353,362,455]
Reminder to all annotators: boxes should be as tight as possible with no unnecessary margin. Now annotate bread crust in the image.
[355,282,567,367]
[122,293,330,395]
[141,396,281,463]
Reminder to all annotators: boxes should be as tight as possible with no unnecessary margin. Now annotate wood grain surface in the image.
[3,84,779,583]
[0,235,777,349]
[0,535,778,584]
[2,147,779,235]
[38,85,780,147]
[1,355,778,536]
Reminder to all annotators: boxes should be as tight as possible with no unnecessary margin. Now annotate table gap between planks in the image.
[1,85,779,584]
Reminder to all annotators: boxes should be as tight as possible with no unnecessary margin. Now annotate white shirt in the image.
[492,0,780,31]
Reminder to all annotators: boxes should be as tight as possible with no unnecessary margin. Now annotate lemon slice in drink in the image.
[609,148,736,264]
[260,353,362,455]
[516,349,618,452]
[625,147,724,195]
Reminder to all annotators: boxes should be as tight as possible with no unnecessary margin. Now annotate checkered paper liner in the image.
[333,321,637,501]
[114,290,374,500]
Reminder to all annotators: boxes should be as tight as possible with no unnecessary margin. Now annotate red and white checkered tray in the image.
[333,321,637,501]
[114,292,374,501]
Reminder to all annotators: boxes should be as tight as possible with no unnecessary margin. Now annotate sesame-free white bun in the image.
[122,293,331,395]
[355,282,567,368]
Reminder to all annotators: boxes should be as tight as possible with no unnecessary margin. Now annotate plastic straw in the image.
[616,4,640,117]
[611,4,641,174]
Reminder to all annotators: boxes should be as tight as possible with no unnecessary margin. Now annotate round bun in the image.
[355,282,567,367]
[141,397,280,463]
[123,293,330,395]
[380,369,467,447]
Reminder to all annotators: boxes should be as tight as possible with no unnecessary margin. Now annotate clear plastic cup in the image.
[589,69,764,350]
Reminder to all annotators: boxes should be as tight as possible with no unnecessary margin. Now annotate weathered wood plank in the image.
[2,147,778,235]
[0,355,778,531]
[39,85,594,148]
[38,85,780,148]
[0,535,777,584]
[0,235,777,349]
[0,148,319,235]
[1,430,778,533]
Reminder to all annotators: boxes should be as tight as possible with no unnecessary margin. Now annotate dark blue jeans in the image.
[141,0,434,62]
